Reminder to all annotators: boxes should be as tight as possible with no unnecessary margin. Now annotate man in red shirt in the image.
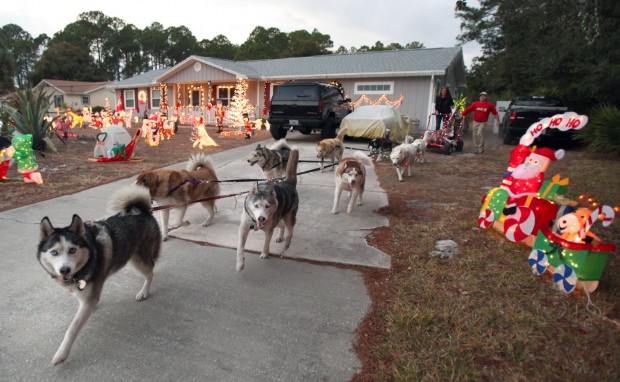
[461,91,499,154]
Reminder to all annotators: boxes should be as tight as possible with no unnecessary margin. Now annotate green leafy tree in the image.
[2,87,57,152]
[405,41,424,49]
[235,27,289,60]
[0,40,16,94]
[115,24,147,79]
[455,0,619,110]
[165,26,198,66]
[141,22,169,69]
[198,35,238,59]
[288,29,332,57]
[31,42,100,83]
[0,24,48,88]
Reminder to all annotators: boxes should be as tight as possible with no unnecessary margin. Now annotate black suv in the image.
[268,82,352,139]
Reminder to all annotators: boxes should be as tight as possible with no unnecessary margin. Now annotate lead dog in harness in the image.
[316,126,348,172]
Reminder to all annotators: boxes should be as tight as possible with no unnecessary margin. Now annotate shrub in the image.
[574,104,620,157]
[2,87,58,152]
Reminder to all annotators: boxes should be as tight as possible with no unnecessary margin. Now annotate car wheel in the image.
[270,124,287,140]
[502,126,514,145]
[443,141,453,155]
[320,117,336,139]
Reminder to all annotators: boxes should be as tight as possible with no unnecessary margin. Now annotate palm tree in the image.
[2,87,57,152]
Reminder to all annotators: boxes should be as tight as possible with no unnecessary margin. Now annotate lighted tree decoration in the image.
[224,78,251,131]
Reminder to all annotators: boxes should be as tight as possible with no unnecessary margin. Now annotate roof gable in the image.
[36,79,111,94]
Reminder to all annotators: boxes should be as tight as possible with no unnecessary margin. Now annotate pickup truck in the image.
[268,82,352,140]
[499,96,568,144]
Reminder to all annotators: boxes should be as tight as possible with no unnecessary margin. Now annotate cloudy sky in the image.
[1,0,481,67]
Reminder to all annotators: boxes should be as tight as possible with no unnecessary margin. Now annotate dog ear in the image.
[255,144,262,149]
[40,217,55,241]
[68,214,87,237]
[250,182,259,194]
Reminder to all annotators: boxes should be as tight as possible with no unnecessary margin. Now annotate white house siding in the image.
[338,76,432,127]
[164,64,237,84]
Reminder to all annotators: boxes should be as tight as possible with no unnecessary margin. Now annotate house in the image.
[34,79,114,114]
[107,47,467,127]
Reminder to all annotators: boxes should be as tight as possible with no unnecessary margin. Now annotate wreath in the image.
[138,90,147,104]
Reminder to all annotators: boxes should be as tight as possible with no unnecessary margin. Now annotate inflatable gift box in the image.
[537,174,569,201]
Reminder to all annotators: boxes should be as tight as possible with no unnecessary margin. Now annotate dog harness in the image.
[166,178,203,196]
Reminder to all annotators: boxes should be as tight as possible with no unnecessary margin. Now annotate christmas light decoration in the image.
[351,94,405,109]
[478,111,617,293]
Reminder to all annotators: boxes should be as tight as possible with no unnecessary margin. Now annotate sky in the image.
[0,0,482,67]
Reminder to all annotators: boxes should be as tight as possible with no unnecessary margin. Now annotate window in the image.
[354,82,394,95]
[54,95,64,108]
[191,90,200,106]
[124,90,135,108]
[81,96,90,105]
[151,89,161,109]
[217,86,234,106]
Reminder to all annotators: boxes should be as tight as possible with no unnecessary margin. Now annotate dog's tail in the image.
[108,185,153,216]
[352,150,374,168]
[285,148,299,184]
[187,153,215,172]
[335,126,348,141]
[269,138,290,151]
[405,135,414,144]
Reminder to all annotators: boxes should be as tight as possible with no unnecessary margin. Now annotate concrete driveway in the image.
[0,133,389,381]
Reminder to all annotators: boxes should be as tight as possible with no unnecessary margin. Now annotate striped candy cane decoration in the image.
[578,205,615,240]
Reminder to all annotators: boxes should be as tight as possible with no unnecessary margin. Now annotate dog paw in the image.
[135,291,149,301]
[275,237,284,243]
[162,236,168,242]
[182,220,190,226]
[236,261,244,272]
[330,209,339,214]
[260,252,269,259]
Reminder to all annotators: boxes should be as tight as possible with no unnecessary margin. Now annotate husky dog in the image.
[331,151,374,214]
[389,136,425,182]
[136,153,220,241]
[368,136,393,161]
[236,149,300,271]
[316,126,348,172]
[37,185,162,365]
[247,139,291,180]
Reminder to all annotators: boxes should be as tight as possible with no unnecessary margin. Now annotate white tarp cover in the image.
[99,124,132,152]
[341,105,411,143]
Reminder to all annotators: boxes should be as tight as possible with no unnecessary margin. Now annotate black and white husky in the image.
[236,149,299,271]
[37,185,162,365]
[247,139,291,179]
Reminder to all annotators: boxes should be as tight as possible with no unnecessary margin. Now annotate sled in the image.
[88,130,143,163]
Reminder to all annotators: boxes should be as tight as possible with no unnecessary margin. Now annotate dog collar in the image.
[244,200,259,230]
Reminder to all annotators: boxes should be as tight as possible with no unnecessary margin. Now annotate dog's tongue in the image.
[258,220,266,229]
[61,274,72,283]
